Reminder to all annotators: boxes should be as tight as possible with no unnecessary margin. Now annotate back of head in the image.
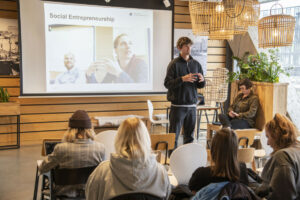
[211,128,240,181]
[63,110,95,142]
[115,117,151,163]
[265,113,297,151]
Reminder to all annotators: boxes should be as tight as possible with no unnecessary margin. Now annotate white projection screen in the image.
[19,0,173,95]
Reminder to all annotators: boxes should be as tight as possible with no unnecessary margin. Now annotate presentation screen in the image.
[19,0,173,95]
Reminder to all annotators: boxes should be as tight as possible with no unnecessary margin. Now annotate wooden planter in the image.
[0,102,20,149]
[230,81,288,130]
[0,102,20,115]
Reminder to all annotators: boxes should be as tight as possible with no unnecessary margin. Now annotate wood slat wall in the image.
[0,0,226,146]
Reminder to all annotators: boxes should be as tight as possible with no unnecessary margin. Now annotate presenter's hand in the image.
[100,58,123,77]
[196,73,204,82]
[182,73,197,83]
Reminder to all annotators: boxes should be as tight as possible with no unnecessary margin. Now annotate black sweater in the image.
[164,55,205,105]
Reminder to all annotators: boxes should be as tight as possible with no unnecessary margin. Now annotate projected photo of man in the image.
[86,33,149,83]
[52,53,86,84]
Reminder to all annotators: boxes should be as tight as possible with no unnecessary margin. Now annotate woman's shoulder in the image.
[192,166,212,176]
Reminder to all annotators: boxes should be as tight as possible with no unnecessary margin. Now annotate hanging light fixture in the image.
[258,3,296,48]
[189,0,260,40]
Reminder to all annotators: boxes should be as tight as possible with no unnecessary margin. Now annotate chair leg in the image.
[33,166,39,200]
[205,110,209,124]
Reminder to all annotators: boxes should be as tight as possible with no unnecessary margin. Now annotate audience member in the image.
[219,78,259,129]
[256,113,300,199]
[85,117,171,200]
[189,128,248,197]
[38,110,105,197]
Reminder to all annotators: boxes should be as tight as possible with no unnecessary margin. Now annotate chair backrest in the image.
[110,192,163,200]
[150,133,175,150]
[238,136,249,148]
[237,148,255,163]
[53,165,97,186]
[169,143,207,185]
[94,130,117,160]
[147,100,154,122]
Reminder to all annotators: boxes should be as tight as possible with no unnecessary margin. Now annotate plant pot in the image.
[0,102,20,115]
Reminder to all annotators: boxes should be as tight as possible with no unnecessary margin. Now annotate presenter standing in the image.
[164,37,205,149]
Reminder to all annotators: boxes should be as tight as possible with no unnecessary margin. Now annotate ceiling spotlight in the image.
[104,0,111,3]
[163,0,171,8]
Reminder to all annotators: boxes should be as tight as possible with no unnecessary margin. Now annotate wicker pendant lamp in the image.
[258,3,296,48]
[189,0,260,40]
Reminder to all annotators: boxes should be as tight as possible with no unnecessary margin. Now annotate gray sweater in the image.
[86,153,171,200]
[257,143,300,200]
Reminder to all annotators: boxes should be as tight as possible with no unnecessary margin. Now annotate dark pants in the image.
[219,114,251,129]
[169,106,196,149]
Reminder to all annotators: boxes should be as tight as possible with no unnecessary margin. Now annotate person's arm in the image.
[85,167,101,200]
[268,162,297,199]
[38,145,61,174]
[164,61,184,90]
[188,167,210,194]
[236,97,259,119]
[86,163,107,200]
[196,63,205,89]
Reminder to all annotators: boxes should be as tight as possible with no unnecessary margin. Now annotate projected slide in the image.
[44,3,153,93]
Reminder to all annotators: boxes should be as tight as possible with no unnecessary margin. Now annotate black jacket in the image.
[164,55,205,105]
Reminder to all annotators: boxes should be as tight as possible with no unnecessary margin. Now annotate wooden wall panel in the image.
[0,1,18,19]
[0,0,227,146]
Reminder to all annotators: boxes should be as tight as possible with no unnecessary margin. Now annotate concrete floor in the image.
[0,133,207,200]
[0,145,43,200]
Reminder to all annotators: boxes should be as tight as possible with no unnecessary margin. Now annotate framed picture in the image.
[0,18,19,76]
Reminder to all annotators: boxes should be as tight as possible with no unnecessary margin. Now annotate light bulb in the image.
[215,4,224,13]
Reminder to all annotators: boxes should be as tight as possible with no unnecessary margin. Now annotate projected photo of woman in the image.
[86,33,149,84]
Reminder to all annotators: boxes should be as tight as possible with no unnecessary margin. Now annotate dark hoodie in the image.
[164,55,205,105]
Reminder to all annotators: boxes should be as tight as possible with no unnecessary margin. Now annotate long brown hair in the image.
[211,128,240,181]
[265,113,298,152]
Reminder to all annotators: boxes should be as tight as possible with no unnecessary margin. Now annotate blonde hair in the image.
[63,128,96,143]
[265,113,298,151]
[114,117,151,163]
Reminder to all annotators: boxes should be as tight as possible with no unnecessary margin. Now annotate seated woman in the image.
[219,78,259,129]
[256,113,300,199]
[189,128,248,196]
[38,110,105,197]
[85,117,171,200]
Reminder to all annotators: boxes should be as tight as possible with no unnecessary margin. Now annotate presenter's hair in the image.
[114,33,128,49]
[238,78,253,89]
[115,117,152,163]
[176,37,193,49]
[211,128,240,181]
[265,113,297,151]
[63,128,95,143]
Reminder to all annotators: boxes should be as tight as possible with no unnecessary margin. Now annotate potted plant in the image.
[0,87,10,102]
[228,49,292,83]
[228,49,291,129]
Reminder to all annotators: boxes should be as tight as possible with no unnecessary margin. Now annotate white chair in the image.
[94,130,117,160]
[147,100,169,133]
[169,143,207,185]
